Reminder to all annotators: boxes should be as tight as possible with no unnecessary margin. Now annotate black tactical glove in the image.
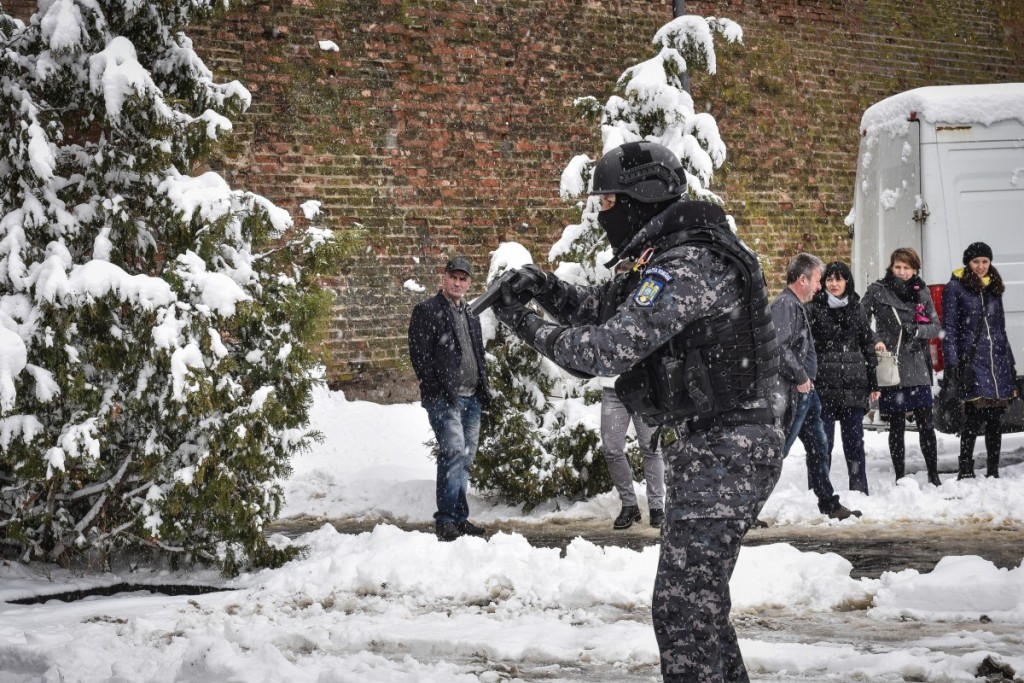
[508,264,553,300]
[492,277,534,332]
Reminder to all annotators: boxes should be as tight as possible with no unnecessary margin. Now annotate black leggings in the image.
[888,408,937,479]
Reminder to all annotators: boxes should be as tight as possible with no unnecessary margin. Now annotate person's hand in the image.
[874,341,886,353]
[870,391,881,402]
[902,323,918,339]
[492,277,532,332]
[508,265,550,300]
[796,379,812,394]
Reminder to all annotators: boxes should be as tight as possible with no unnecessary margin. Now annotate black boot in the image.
[986,452,1001,478]
[925,450,937,489]
[957,456,976,480]
[923,450,941,486]
[613,505,642,530]
[891,452,905,480]
[958,435,977,480]
[985,426,1002,478]
[889,416,906,480]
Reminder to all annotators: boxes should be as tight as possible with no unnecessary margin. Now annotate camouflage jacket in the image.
[531,227,773,416]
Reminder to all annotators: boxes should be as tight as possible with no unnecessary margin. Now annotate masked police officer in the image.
[489,141,783,682]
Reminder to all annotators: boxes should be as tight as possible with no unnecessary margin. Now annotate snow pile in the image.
[2,519,1022,682]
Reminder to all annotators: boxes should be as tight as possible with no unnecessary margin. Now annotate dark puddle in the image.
[7,583,235,605]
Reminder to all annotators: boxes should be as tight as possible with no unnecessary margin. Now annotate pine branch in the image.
[73,455,133,534]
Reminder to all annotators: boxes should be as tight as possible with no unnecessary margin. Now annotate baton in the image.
[468,269,519,317]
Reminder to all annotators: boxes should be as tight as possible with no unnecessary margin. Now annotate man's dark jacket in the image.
[408,291,490,405]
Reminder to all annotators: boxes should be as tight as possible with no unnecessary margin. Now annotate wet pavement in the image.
[269,516,1024,579]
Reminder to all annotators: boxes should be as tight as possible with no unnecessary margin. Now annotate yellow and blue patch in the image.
[633,267,673,307]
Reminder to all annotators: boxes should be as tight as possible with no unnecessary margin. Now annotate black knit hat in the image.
[962,242,993,265]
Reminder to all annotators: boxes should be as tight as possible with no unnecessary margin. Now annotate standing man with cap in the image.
[408,256,490,541]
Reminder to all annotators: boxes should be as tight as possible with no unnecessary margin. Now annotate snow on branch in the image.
[89,36,174,122]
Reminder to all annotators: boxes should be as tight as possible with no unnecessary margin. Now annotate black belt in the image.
[655,408,778,449]
[681,407,777,435]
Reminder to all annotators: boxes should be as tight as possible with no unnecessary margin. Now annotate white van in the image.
[848,83,1024,431]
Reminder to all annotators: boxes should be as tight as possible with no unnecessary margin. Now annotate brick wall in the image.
[684,0,1024,281]
[6,1,1024,401]
[196,0,681,401]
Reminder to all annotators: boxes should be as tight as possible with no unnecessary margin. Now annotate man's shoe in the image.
[649,508,665,527]
[613,505,642,530]
[435,522,462,542]
[457,520,486,537]
[827,505,862,521]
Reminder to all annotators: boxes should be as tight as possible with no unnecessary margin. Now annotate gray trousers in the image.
[653,422,784,682]
[600,388,665,510]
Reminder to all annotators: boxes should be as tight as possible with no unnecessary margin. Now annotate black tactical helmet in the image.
[590,141,684,203]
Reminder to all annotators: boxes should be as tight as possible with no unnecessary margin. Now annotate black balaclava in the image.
[598,194,673,258]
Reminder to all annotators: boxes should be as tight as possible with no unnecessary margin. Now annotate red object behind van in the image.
[929,284,944,372]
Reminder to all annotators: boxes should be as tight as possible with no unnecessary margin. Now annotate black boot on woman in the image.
[922,426,941,486]
[889,420,906,480]
[985,421,1002,478]
[958,430,977,480]
[986,452,1001,478]
[957,455,976,479]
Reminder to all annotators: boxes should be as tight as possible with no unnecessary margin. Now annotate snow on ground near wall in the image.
[284,385,1024,530]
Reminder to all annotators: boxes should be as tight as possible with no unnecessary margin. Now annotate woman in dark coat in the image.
[941,242,1018,479]
[861,247,943,486]
[807,262,883,495]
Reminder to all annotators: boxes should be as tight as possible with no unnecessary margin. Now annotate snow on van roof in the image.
[860,83,1024,138]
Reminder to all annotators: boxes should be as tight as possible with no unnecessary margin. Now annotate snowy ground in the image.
[2,384,1023,682]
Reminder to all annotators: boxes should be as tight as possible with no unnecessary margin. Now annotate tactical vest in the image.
[614,216,780,429]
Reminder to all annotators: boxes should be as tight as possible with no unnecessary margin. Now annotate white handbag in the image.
[876,307,903,387]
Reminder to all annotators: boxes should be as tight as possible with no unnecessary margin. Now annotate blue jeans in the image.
[423,395,481,525]
[820,404,869,495]
[784,389,840,514]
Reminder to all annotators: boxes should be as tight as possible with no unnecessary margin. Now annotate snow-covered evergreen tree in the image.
[0,1,338,572]
[475,15,742,507]
[555,14,743,279]
[472,244,607,509]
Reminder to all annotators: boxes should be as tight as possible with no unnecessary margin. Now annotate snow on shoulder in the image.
[860,83,1024,138]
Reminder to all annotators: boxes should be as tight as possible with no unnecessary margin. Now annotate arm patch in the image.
[633,267,672,307]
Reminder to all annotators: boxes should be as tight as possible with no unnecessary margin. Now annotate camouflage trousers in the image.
[653,422,783,682]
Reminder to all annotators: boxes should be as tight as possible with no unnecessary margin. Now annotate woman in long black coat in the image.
[807,262,883,494]
[941,242,1018,479]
